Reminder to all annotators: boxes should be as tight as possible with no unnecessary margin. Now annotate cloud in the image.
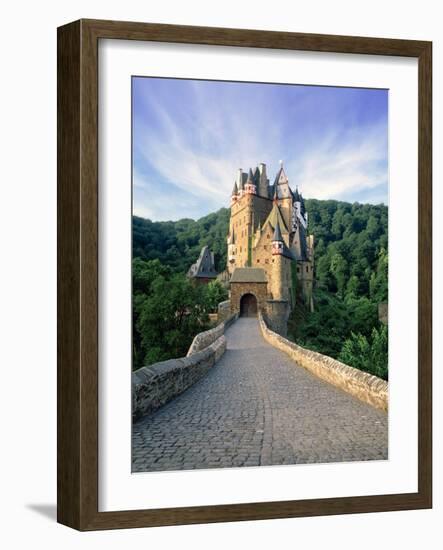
[132,78,388,220]
[287,121,388,203]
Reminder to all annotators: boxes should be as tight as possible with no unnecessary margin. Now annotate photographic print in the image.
[131,76,389,473]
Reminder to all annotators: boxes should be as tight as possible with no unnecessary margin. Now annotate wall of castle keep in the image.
[230,282,268,314]
[258,313,388,411]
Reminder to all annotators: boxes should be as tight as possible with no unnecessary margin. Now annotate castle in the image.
[227,162,314,335]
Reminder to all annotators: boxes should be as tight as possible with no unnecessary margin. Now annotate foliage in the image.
[338,326,388,380]
[289,198,388,377]
[133,208,230,274]
[132,198,389,377]
[132,258,212,370]
[204,280,229,313]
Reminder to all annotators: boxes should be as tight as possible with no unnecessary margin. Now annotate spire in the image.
[231,181,238,196]
[293,186,300,202]
[273,220,283,242]
[247,168,254,183]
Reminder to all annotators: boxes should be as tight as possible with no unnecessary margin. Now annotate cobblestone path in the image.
[132,318,388,472]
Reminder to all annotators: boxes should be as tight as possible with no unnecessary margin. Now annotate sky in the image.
[132,77,388,221]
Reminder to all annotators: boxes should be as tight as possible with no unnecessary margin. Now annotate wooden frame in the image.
[57,18,432,530]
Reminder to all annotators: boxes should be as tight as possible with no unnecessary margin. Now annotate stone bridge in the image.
[132,318,388,472]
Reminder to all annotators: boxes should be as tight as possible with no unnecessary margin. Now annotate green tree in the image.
[204,280,229,313]
[338,325,388,380]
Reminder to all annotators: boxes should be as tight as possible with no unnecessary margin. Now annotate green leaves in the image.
[132,259,213,370]
[338,326,388,380]
[133,208,230,274]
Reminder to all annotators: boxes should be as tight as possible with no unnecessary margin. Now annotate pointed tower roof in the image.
[231,181,238,195]
[273,220,283,242]
[247,168,254,183]
[263,201,289,234]
[293,186,301,202]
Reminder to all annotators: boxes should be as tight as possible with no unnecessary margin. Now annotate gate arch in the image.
[240,293,258,318]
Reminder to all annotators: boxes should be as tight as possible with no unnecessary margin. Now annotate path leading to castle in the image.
[132,318,388,472]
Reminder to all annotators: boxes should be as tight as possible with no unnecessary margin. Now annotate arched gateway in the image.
[240,293,258,317]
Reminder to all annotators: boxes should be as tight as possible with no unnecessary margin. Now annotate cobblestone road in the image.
[132,318,388,472]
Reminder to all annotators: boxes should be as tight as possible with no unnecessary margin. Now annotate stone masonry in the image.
[258,313,388,411]
[132,318,388,472]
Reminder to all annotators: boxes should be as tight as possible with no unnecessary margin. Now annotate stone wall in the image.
[186,312,238,356]
[133,314,238,420]
[132,335,226,421]
[217,299,231,322]
[258,313,388,411]
[230,282,268,314]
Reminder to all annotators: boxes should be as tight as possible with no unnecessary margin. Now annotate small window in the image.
[306,266,309,273]
[257,259,260,263]
[265,259,269,264]
[272,259,275,263]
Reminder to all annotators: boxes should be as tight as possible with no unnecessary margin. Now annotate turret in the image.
[227,227,236,268]
[271,221,285,300]
[237,169,244,197]
[258,163,269,197]
[274,162,292,200]
[230,181,238,205]
[244,168,257,195]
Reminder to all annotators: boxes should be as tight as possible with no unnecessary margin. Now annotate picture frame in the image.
[57,18,432,530]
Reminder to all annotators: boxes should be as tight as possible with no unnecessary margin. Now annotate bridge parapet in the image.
[133,313,238,421]
[258,313,388,411]
[186,312,238,356]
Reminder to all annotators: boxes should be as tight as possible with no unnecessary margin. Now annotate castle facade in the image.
[227,162,314,334]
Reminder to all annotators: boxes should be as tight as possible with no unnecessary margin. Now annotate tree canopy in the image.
[133,198,388,378]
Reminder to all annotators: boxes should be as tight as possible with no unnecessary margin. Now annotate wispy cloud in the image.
[133,78,388,220]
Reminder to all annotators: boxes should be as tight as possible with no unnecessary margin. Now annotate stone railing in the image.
[217,299,231,322]
[133,313,238,421]
[133,335,226,421]
[186,311,238,356]
[258,313,388,411]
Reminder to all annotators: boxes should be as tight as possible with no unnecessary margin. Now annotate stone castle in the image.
[227,162,314,334]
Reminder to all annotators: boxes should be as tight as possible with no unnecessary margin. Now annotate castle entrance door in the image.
[240,293,258,318]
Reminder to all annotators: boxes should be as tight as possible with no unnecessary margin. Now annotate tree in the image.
[338,325,388,380]
[204,280,228,313]
[330,252,348,298]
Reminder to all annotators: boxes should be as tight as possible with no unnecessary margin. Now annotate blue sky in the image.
[133,77,388,221]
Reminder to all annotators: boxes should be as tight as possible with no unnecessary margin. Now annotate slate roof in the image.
[230,267,267,283]
[263,202,289,234]
[273,220,283,242]
[187,246,218,279]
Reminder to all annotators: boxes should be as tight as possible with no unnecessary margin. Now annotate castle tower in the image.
[271,221,285,300]
[258,163,269,197]
[227,162,314,330]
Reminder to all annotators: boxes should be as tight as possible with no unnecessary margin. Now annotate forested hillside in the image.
[133,198,388,378]
[133,208,230,273]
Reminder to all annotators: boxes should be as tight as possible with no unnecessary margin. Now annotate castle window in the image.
[265,259,269,264]
[297,267,300,273]
[257,259,260,263]
[272,259,275,263]
[306,266,309,273]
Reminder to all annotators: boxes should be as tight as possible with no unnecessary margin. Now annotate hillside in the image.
[133,198,388,378]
